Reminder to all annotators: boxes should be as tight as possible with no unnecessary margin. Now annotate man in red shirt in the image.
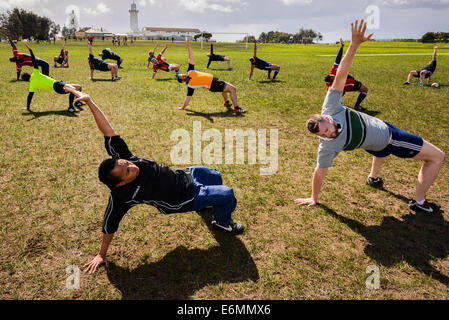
[324,38,368,112]
[7,35,49,79]
[149,44,180,79]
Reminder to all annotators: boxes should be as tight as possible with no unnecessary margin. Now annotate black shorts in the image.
[348,80,362,92]
[209,77,227,92]
[97,62,110,72]
[53,81,67,94]
[212,54,225,62]
[414,69,432,79]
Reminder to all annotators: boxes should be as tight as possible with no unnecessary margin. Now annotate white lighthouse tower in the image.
[129,1,139,33]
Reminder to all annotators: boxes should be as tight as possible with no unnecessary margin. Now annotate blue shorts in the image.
[414,69,432,79]
[366,122,423,158]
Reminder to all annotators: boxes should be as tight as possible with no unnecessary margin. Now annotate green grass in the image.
[0,39,448,300]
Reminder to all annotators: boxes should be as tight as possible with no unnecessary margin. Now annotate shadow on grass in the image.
[318,203,449,285]
[207,68,232,71]
[184,108,242,123]
[155,78,175,81]
[363,109,381,117]
[91,78,115,82]
[258,80,283,84]
[106,209,259,299]
[22,109,78,120]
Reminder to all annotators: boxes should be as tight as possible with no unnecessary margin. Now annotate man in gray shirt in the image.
[295,19,445,213]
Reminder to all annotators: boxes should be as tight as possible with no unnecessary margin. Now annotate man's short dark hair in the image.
[177,75,183,83]
[324,74,334,83]
[9,57,17,62]
[21,73,31,82]
[306,114,325,134]
[98,158,121,188]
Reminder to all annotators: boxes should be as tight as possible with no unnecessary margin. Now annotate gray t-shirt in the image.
[317,88,391,168]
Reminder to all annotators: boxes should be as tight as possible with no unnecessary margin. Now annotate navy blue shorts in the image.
[414,69,432,79]
[366,122,423,158]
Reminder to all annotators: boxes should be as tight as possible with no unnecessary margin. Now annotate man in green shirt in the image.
[21,43,83,113]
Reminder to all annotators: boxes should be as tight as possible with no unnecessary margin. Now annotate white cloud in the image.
[178,0,234,13]
[280,0,312,5]
[83,2,111,15]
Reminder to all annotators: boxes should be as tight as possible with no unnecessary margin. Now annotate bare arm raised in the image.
[332,20,373,92]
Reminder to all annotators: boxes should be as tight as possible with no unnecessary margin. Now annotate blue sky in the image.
[1,0,448,42]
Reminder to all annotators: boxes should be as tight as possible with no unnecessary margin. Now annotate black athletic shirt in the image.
[101,49,120,61]
[89,54,107,70]
[101,135,194,234]
[423,60,436,73]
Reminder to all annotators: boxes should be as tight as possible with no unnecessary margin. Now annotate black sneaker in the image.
[354,105,367,112]
[409,199,441,213]
[402,81,410,85]
[366,176,383,189]
[212,219,244,234]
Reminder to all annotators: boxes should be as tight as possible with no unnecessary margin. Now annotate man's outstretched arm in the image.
[294,166,328,206]
[83,233,113,274]
[187,38,194,65]
[332,20,373,91]
[7,34,17,50]
[24,43,39,69]
[87,39,93,55]
[73,93,117,137]
[253,39,257,57]
[334,38,344,65]
[160,45,168,55]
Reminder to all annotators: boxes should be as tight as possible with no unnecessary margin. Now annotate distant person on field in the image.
[7,35,49,79]
[206,43,232,70]
[53,39,69,68]
[87,40,119,81]
[177,38,246,114]
[324,38,369,112]
[99,48,123,68]
[77,92,245,274]
[21,43,83,113]
[149,44,180,79]
[403,45,438,86]
[249,39,280,81]
[295,20,445,214]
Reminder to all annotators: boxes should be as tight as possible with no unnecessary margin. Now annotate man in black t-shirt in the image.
[206,43,232,70]
[403,45,438,86]
[87,40,119,81]
[74,93,245,274]
[99,48,123,68]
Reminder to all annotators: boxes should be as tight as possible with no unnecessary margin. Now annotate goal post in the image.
[199,32,250,49]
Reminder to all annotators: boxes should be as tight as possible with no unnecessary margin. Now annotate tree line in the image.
[420,32,449,43]
[0,8,60,40]
[238,28,322,44]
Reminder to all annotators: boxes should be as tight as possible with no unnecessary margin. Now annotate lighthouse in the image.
[129,1,139,33]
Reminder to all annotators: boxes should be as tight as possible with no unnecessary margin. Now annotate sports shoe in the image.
[271,78,279,82]
[228,67,233,71]
[233,106,247,114]
[267,76,271,80]
[354,105,367,112]
[212,219,244,234]
[402,81,410,85]
[224,100,232,109]
[366,176,383,189]
[409,199,441,213]
[74,101,83,107]
[68,107,80,113]
[418,82,424,86]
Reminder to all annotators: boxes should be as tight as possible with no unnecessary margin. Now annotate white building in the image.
[142,27,201,41]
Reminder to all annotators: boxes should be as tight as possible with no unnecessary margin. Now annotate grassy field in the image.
[0,39,448,300]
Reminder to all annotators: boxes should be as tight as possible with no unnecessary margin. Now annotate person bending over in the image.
[177,39,246,114]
